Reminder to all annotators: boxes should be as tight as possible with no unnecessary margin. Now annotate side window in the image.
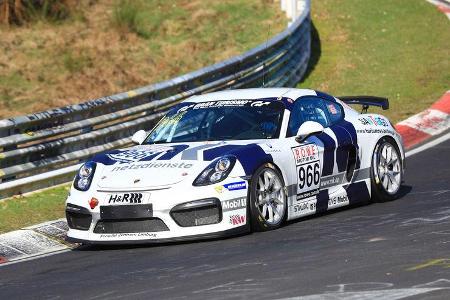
[323,100,344,125]
[288,97,329,137]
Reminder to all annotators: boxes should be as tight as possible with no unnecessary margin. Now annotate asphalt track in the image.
[0,138,449,299]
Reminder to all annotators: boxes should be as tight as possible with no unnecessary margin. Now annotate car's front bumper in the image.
[65,177,249,244]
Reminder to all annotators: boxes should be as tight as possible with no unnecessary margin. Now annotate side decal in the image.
[329,125,352,172]
[316,133,335,176]
[158,144,190,160]
[315,189,330,214]
[204,144,273,175]
[292,144,322,200]
[343,181,371,205]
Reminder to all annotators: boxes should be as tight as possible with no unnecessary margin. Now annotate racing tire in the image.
[370,137,403,202]
[249,163,287,231]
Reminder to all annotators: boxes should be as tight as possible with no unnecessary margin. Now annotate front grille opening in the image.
[94,218,169,234]
[171,204,221,227]
[66,211,92,231]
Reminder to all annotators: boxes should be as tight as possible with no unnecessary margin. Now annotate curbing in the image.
[1,91,450,265]
[0,219,74,265]
[395,91,450,149]
[426,0,450,20]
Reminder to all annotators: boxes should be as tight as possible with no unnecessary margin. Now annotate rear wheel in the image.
[249,164,287,231]
[371,137,403,202]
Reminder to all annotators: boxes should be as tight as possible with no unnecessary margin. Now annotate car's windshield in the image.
[145,99,284,144]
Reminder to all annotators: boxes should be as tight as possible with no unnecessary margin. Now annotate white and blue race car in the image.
[65,88,405,244]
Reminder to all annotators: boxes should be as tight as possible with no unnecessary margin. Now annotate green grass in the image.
[0,185,69,233]
[299,0,450,123]
[0,0,286,118]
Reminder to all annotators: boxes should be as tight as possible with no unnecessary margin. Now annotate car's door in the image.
[285,97,333,219]
[285,96,357,219]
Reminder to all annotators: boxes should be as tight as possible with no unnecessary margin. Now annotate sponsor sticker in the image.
[223,181,247,191]
[327,104,338,115]
[106,192,149,204]
[107,145,173,163]
[229,214,246,225]
[292,144,319,165]
[292,144,321,200]
[99,232,157,239]
[358,116,389,127]
[291,196,317,217]
[222,197,246,212]
[111,162,193,172]
[327,195,349,209]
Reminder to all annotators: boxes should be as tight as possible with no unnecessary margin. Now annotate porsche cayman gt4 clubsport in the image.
[65,88,405,244]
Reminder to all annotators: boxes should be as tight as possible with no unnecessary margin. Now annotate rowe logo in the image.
[108,193,143,204]
[222,198,246,211]
[229,214,246,225]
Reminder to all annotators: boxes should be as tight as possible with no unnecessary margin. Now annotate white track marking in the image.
[405,132,450,158]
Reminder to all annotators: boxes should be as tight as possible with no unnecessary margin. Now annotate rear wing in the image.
[337,96,389,112]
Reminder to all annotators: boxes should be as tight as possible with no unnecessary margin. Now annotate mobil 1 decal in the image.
[291,143,322,201]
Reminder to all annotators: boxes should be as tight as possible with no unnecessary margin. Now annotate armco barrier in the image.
[0,0,311,199]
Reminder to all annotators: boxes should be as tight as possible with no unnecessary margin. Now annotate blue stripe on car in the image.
[330,124,352,173]
[344,181,371,204]
[316,133,335,176]
[315,90,336,102]
[338,119,360,169]
[158,144,190,160]
[203,144,273,175]
[315,189,329,213]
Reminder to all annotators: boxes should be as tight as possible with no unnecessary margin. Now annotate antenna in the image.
[262,24,271,87]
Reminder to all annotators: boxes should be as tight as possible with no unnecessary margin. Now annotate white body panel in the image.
[66,88,405,244]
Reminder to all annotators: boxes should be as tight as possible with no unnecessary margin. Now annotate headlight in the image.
[193,156,236,186]
[74,161,97,191]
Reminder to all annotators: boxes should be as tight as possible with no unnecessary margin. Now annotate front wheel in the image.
[249,164,287,231]
[371,137,403,202]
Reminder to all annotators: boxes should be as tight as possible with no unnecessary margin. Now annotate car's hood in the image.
[92,141,270,190]
[96,159,207,190]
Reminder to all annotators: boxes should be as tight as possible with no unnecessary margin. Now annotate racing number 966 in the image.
[298,162,320,189]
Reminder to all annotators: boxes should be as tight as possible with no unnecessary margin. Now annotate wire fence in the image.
[0,0,311,199]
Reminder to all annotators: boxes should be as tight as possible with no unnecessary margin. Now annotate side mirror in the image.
[295,121,324,143]
[131,130,147,145]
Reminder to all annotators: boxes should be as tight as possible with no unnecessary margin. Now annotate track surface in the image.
[0,139,449,299]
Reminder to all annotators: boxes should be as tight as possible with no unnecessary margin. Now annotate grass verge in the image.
[299,0,450,123]
[0,0,286,118]
[0,184,69,233]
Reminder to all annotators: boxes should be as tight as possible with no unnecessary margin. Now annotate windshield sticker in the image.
[179,100,280,111]
[160,111,187,125]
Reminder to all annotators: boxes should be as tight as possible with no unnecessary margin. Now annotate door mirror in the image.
[295,121,324,143]
[131,130,147,145]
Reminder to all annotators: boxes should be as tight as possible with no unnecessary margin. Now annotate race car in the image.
[65,88,405,244]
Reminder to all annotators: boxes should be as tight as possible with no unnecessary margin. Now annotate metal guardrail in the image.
[0,0,311,199]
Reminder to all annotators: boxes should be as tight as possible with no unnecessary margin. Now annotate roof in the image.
[185,88,318,103]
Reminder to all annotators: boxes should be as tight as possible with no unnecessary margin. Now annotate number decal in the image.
[292,144,322,202]
[298,161,320,190]
[298,162,320,189]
